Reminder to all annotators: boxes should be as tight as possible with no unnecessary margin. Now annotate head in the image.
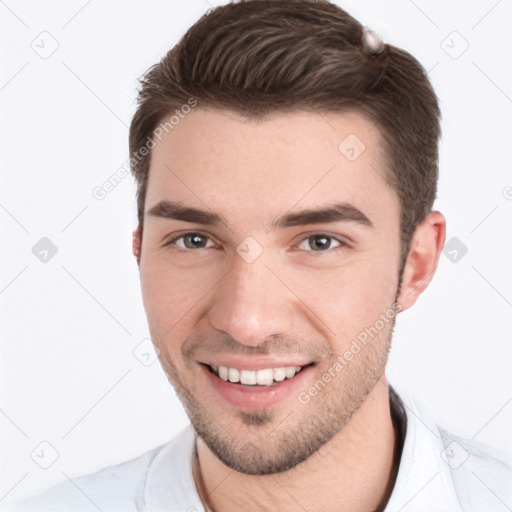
[129,0,446,475]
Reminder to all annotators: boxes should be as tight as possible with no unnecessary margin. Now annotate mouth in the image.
[199,360,317,409]
[201,362,315,387]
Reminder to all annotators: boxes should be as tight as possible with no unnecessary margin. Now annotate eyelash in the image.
[162,231,349,254]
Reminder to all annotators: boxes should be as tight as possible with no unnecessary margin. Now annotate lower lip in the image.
[200,363,315,410]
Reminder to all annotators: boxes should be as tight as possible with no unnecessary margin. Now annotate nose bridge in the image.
[207,250,291,346]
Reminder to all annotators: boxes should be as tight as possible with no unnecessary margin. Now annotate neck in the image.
[193,378,399,512]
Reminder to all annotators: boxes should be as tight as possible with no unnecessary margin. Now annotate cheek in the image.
[139,261,213,336]
[279,254,398,344]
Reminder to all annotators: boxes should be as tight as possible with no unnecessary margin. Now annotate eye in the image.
[162,231,348,254]
[296,234,346,252]
[164,232,216,250]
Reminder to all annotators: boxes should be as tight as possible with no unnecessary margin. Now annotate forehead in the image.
[145,108,399,232]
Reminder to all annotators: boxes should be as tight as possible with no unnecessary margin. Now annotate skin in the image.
[132,108,446,512]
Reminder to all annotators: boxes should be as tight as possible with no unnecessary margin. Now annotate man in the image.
[2,1,510,511]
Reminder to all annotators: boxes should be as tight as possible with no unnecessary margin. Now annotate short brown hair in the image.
[129,0,441,286]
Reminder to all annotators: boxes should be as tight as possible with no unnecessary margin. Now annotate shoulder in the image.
[0,443,166,512]
[390,389,512,511]
[438,427,512,511]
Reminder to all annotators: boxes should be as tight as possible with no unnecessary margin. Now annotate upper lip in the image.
[198,357,314,371]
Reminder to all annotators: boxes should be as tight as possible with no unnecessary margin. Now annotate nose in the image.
[206,252,295,348]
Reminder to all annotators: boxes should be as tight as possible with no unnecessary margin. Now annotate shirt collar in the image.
[384,389,463,511]
[143,424,204,511]
[143,389,463,512]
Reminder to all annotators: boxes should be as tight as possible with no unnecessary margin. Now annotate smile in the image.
[207,364,306,387]
[199,360,316,409]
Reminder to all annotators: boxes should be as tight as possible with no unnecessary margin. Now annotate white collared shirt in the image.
[2,391,511,511]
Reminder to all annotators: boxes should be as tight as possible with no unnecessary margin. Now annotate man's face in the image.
[138,108,403,475]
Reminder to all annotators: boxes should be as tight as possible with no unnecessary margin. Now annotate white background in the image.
[1,0,511,504]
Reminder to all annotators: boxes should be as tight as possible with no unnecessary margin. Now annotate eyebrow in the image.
[146,200,374,231]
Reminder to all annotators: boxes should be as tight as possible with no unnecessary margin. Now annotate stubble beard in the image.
[160,315,396,476]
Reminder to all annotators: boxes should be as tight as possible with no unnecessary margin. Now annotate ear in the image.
[132,225,142,266]
[396,211,446,313]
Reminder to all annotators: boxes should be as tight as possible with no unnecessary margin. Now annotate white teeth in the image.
[209,364,305,386]
[273,368,286,382]
[228,367,239,383]
[284,367,297,378]
[240,369,257,385]
[256,368,274,386]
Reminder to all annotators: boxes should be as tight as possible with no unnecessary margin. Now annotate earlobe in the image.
[396,211,446,312]
[132,225,142,266]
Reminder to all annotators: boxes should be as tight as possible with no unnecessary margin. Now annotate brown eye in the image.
[182,234,208,249]
[308,235,332,251]
[297,234,345,253]
[165,232,214,250]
